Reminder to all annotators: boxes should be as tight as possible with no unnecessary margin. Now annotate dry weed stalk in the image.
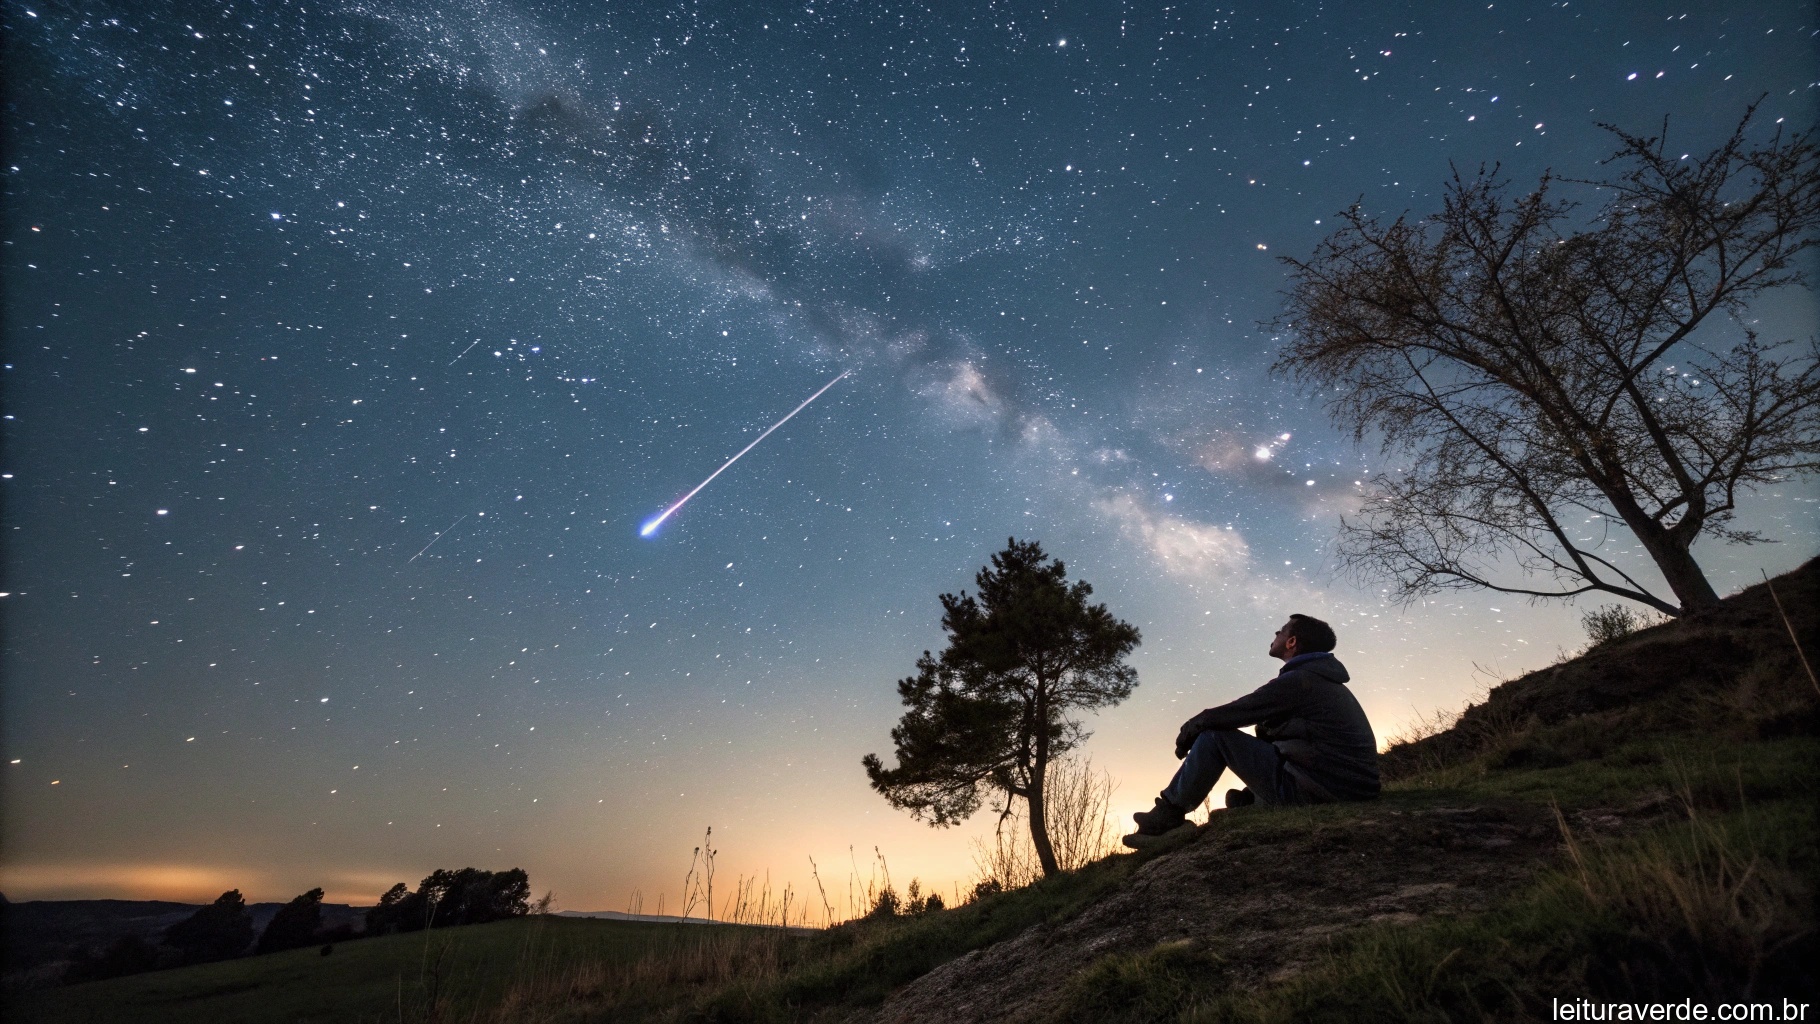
[678,827,717,922]
[1762,572,1820,696]
[808,855,835,927]
[1385,704,1464,775]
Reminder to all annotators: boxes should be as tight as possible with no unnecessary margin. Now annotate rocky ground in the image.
[850,795,1675,1024]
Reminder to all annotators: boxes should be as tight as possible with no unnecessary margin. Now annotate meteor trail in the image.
[449,339,482,365]
[409,514,468,562]
[640,369,851,537]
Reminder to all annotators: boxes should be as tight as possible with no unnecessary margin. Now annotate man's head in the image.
[1269,613,1337,661]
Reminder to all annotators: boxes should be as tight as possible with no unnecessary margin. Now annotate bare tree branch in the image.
[1274,109,1820,616]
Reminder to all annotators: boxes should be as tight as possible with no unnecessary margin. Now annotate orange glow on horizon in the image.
[0,862,396,906]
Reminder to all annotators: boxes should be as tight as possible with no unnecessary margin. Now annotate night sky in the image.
[4,0,1817,913]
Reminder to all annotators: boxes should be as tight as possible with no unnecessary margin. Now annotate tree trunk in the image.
[1027,681,1061,877]
[1617,509,1722,615]
[1650,538,1721,614]
[1025,760,1061,877]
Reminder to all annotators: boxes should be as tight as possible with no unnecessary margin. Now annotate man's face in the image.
[1269,621,1297,661]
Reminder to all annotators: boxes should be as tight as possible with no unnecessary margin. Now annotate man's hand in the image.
[1176,711,1216,758]
[1175,723,1199,760]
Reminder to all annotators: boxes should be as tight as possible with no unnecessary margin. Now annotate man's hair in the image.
[1285,613,1337,653]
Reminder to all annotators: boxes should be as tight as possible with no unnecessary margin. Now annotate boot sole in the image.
[1120,823,1193,849]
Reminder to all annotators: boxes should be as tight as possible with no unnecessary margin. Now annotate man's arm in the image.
[1174,678,1300,758]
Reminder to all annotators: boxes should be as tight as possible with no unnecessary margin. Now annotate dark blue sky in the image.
[4,0,1816,910]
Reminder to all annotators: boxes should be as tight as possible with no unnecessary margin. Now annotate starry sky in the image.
[4,0,1817,914]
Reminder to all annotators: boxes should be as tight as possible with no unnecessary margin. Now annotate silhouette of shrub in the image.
[163,890,254,963]
[256,888,324,955]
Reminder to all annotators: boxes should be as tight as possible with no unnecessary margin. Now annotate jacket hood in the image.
[1282,652,1351,685]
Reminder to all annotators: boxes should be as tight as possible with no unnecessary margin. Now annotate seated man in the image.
[1123,614,1379,848]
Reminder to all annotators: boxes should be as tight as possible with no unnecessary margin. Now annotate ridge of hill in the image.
[1380,560,1820,780]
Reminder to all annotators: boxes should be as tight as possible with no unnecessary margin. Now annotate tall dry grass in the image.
[473,867,822,1024]
[478,923,796,1024]
[1551,774,1809,998]
[466,759,1122,1021]
[1381,677,1534,781]
[476,843,946,1022]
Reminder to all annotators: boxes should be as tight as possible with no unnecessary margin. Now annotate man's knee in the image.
[1191,728,1243,752]
[1198,727,1266,751]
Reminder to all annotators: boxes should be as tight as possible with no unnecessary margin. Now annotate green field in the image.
[8,915,759,1024]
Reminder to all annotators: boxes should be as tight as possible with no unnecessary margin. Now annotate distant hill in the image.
[556,909,713,925]
[1,897,366,983]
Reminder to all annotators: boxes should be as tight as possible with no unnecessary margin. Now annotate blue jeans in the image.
[1162,729,1304,810]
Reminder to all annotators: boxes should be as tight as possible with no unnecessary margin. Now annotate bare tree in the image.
[1276,108,1820,616]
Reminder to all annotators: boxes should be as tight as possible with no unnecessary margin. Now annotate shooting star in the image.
[449,339,482,365]
[640,369,852,538]
[409,514,468,562]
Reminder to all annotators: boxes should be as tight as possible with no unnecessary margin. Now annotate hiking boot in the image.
[1131,794,1188,831]
[1225,787,1256,809]
[1122,796,1191,849]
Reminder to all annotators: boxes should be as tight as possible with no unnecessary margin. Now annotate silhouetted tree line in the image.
[364,867,532,934]
[59,889,255,984]
[58,867,531,985]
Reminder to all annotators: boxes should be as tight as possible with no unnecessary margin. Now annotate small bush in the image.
[867,886,900,920]
[894,879,943,916]
[970,756,1122,891]
[1581,604,1664,648]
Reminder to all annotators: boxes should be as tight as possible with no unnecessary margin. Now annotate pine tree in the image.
[864,538,1140,877]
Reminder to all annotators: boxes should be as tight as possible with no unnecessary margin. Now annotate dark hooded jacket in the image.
[1183,652,1380,802]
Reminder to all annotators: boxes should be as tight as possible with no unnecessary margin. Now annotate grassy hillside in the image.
[477,561,1819,1022]
[13,561,1817,1022]
[1380,561,1820,780]
[661,561,1816,1022]
[619,736,1811,1023]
